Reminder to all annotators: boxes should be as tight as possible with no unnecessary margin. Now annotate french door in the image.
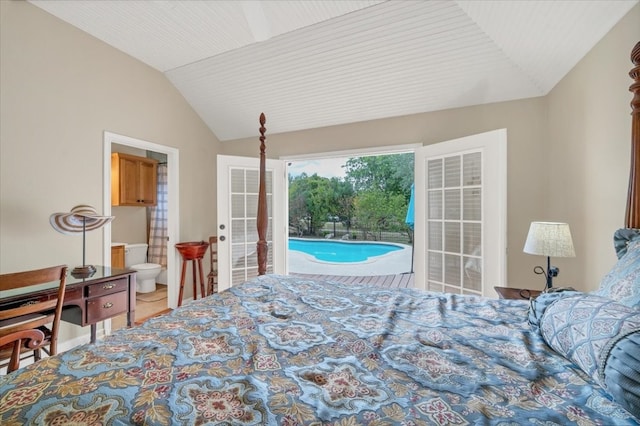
[216,155,285,291]
[414,129,507,297]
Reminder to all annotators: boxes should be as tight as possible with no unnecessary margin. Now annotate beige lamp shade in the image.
[523,222,575,257]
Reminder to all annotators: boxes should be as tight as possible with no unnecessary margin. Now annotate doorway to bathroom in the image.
[102,131,180,335]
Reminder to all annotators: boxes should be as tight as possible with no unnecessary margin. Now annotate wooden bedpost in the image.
[257,113,268,275]
[625,42,640,229]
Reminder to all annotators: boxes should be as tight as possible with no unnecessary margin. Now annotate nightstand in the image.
[494,286,542,300]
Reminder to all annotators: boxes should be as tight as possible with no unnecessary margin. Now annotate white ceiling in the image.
[29,0,638,141]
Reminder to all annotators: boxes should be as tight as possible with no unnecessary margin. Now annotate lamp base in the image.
[71,265,96,278]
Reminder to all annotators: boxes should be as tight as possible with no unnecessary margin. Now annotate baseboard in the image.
[134,308,173,326]
[59,333,93,353]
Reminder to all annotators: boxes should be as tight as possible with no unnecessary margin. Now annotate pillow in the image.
[592,237,640,309]
[534,292,640,418]
[602,331,640,419]
[527,288,580,329]
[613,228,640,259]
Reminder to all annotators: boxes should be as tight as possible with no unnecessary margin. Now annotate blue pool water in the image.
[289,239,403,263]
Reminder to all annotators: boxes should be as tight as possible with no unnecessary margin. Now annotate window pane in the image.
[463,257,482,291]
[463,223,481,256]
[428,159,442,189]
[267,218,273,241]
[444,156,460,188]
[444,254,461,286]
[246,169,259,193]
[231,194,245,218]
[444,285,461,295]
[247,194,258,217]
[265,170,273,193]
[463,152,481,186]
[247,249,258,267]
[444,189,460,220]
[428,252,442,281]
[232,269,246,285]
[231,219,245,243]
[232,244,246,269]
[246,268,259,280]
[428,190,442,219]
[444,222,460,253]
[428,282,443,292]
[428,222,442,250]
[463,188,481,221]
[247,219,258,242]
[231,169,244,193]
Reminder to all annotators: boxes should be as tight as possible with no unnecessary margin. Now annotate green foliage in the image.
[289,173,354,236]
[353,190,408,240]
[289,153,413,240]
[344,153,414,200]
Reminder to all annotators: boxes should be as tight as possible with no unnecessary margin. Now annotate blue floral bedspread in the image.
[1,274,637,425]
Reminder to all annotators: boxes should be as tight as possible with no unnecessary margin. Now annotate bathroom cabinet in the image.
[111,152,158,206]
[111,244,125,269]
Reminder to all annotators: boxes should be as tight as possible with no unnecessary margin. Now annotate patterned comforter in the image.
[1,274,637,425]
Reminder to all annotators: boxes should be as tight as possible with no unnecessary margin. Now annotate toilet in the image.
[125,243,161,293]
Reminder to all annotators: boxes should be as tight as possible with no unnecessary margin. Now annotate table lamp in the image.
[50,205,114,277]
[523,221,575,289]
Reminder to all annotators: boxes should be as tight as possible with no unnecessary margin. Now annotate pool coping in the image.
[288,238,414,276]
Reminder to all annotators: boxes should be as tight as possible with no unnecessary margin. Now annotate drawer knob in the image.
[103,302,114,309]
[102,284,115,290]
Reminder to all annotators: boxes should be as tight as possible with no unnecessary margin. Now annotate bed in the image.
[1,43,639,425]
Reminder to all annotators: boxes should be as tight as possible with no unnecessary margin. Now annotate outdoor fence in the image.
[290,220,413,245]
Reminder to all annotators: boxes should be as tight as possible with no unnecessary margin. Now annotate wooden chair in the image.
[0,265,67,373]
[207,236,218,295]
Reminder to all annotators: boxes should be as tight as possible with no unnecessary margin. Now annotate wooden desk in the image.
[0,266,136,343]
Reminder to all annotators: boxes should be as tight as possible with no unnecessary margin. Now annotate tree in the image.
[353,190,408,240]
[288,174,354,236]
[344,153,414,200]
[289,153,412,240]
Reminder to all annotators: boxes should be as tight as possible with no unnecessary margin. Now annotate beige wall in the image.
[547,4,640,291]
[221,3,640,292]
[0,1,221,339]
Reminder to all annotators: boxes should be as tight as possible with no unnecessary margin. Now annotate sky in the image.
[288,157,349,179]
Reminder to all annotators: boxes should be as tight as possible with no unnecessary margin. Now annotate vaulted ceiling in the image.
[29,0,638,141]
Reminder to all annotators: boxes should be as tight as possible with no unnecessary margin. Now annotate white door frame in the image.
[102,132,180,333]
[281,143,421,271]
[414,129,507,297]
[216,155,285,291]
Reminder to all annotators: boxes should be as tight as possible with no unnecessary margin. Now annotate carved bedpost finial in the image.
[257,113,268,275]
[625,42,640,228]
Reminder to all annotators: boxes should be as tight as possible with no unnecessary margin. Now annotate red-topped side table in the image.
[175,241,208,307]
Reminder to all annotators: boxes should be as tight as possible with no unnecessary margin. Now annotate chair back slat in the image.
[0,265,67,373]
[0,265,67,291]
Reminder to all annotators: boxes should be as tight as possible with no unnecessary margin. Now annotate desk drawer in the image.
[87,278,128,298]
[87,291,128,323]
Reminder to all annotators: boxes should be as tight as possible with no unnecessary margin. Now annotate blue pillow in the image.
[592,237,640,309]
[535,292,640,418]
[613,228,640,259]
[602,331,640,419]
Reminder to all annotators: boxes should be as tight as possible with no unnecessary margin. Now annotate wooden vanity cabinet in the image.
[111,244,125,269]
[111,152,158,206]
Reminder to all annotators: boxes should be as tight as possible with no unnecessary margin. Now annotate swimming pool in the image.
[288,238,403,263]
